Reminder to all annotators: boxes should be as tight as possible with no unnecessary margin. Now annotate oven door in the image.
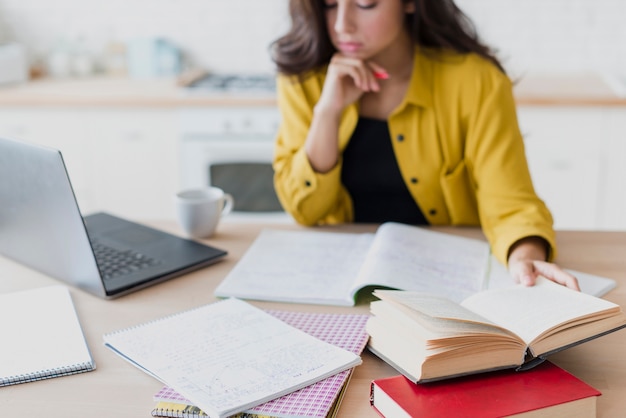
[180,135,290,221]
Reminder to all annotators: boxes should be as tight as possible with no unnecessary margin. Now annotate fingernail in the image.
[373,70,389,80]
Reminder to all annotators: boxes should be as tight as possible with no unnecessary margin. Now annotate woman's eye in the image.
[357,2,377,9]
[323,1,376,9]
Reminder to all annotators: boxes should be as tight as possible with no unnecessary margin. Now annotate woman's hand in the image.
[507,237,580,291]
[315,53,387,116]
[304,53,387,173]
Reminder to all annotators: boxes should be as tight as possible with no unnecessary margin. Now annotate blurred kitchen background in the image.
[0,0,288,78]
[1,0,626,230]
[1,0,625,78]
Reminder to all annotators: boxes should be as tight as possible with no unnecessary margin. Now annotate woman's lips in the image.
[337,42,362,53]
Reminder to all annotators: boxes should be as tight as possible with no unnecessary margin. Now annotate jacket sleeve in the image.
[272,74,353,225]
[464,69,557,265]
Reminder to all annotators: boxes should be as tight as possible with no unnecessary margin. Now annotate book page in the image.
[356,223,490,303]
[103,298,361,418]
[214,229,374,305]
[373,290,517,337]
[461,277,620,345]
[485,254,617,297]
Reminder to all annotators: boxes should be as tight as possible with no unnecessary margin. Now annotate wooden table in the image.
[1,221,626,417]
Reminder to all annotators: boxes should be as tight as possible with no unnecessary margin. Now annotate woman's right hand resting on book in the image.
[508,236,580,291]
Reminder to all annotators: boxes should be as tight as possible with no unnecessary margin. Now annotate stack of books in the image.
[365,277,626,416]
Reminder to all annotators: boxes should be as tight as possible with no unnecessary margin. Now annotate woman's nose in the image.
[334,4,356,34]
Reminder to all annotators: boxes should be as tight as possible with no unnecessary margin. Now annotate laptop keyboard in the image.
[91,241,161,280]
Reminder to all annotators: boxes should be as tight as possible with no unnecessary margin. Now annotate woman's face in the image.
[323,0,414,60]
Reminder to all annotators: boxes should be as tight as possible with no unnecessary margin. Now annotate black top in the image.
[341,117,428,225]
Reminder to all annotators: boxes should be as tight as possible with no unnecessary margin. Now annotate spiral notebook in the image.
[0,285,96,387]
[152,310,370,418]
[103,298,362,418]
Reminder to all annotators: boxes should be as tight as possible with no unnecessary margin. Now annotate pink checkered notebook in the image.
[153,310,369,418]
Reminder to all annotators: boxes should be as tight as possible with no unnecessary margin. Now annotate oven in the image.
[178,74,290,222]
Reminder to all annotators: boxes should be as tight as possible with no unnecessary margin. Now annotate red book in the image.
[370,361,600,418]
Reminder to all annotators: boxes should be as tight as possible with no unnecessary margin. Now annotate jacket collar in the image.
[401,47,434,109]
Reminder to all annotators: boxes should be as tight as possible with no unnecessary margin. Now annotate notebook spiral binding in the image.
[150,404,269,418]
[104,299,230,338]
[0,361,95,387]
[151,404,206,418]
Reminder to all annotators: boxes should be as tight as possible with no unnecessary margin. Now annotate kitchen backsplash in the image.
[0,0,625,77]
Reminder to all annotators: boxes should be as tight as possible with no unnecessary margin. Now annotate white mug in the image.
[174,187,234,238]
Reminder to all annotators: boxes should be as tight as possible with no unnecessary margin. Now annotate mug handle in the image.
[222,193,234,216]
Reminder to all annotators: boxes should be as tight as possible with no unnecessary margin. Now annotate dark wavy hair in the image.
[271,0,504,75]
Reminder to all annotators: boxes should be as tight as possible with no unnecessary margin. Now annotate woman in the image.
[271,0,579,290]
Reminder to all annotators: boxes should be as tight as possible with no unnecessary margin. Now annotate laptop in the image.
[0,136,227,299]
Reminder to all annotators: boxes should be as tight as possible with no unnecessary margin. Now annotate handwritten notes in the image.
[103,298,361,418]
[215,223,491,306]
[214,223,617,307]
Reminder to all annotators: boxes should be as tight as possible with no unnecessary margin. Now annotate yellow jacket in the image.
[273,49,556,265]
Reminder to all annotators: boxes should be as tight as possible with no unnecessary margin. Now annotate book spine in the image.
[0,361,95,387]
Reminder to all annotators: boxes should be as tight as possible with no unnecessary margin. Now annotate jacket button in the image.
[410,177,418,184]
[429,209,437,216]
[304,180,311,187]
[396,134,404,142]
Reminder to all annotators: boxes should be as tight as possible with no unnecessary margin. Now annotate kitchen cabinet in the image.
[0,106,179,220]
[0,107,96,211]
[603,109,626,230]
[89,109,178,220]
[517,106,608,230]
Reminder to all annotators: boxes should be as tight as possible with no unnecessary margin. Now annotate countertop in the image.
[0,76,276,107]
[0,73,625,107]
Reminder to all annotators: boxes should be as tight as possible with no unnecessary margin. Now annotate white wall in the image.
[1,0,625,76]
[456,0,626,77]
[0,0,290,74]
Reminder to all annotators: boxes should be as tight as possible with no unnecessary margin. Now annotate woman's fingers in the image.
[532,260,581,291]
[329,54,384,92]
[509,259,581,291]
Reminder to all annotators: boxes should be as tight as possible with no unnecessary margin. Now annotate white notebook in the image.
[103,298,361,418]
[0,285,96,386]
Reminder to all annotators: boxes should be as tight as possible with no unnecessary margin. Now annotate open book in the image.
[214,222,616,306]
[366,277,626,382]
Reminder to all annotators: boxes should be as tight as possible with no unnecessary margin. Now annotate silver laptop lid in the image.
[0,136,106,297]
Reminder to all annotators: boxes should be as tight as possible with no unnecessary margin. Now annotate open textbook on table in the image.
[366,277,626,382]
[214,222,616,306]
